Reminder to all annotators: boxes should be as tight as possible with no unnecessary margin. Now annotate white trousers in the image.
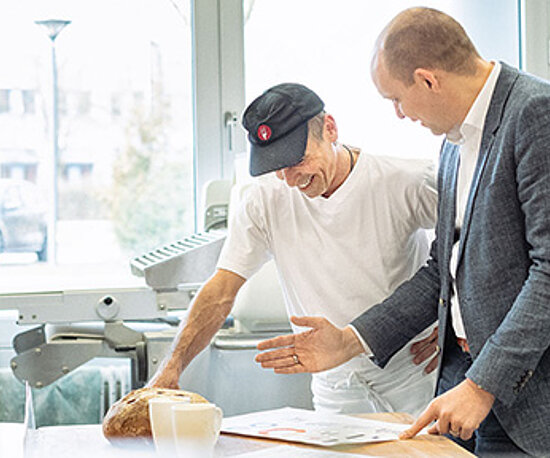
[311,326,437,418]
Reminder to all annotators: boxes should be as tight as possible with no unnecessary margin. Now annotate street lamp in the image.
[35,19,71,264]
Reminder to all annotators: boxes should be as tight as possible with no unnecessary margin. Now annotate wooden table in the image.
[217,412,476,457]
[0,413,475,457]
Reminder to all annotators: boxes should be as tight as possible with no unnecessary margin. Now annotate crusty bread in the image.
[102,387,209,443]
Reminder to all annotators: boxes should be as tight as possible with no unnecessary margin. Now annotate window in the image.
[0,89,10,113]
[110,93,122,117]
[76,91,91,116]
[244,0,519,161]
[58,90,68,116]
[2,185,22,210]
[0,0,195,290]
[22,90,36,114]
[0,0,528,293]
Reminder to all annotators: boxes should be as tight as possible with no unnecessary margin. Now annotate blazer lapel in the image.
[456,136,494,266]
[440,142,460,234]
[437,141,460,358]
[455,62,520,272]
[439,141,460,295]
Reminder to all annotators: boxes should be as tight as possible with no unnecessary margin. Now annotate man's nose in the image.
[393,101,406,119]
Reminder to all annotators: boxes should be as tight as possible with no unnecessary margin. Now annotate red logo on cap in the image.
[257,124,272,141]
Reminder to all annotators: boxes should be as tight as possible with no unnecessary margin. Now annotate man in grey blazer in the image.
[255,7,550,456]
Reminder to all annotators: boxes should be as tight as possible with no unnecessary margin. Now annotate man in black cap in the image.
[149,83,439,416]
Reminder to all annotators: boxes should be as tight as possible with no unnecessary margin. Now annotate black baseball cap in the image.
[242,83,325,177]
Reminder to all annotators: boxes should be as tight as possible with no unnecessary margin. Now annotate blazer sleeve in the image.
[466,94,550,406]
[351,236,441,368]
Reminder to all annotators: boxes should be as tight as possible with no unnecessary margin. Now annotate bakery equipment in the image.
[0,179,312,417]
[0,231,226,389]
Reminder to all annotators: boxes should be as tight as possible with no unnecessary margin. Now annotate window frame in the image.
[521,0,550,79]
[192,0,246,231]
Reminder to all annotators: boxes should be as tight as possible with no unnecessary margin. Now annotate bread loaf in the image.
[102,387,209,443]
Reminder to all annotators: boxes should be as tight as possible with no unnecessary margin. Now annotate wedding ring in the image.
[435,344,441,354]
[292,354,300,365]
[449,429,460,437]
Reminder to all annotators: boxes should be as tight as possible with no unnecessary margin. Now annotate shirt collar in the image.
[446,61,502,145]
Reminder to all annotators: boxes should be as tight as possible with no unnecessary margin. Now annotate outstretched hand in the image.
[255,316,365,374]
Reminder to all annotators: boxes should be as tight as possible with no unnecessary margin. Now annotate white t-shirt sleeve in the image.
[217,185,272,279]
[413,160,438,229]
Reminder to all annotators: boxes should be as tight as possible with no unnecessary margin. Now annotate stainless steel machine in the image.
[0,231,226,390]
[0,226,312,416]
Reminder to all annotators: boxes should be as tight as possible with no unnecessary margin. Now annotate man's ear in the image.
[323,114,338,142]
[413,68,440,92]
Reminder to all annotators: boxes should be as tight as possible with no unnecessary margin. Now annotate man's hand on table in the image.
[255,316,364,373]
[410,326,439,374]
[400,378,495,441]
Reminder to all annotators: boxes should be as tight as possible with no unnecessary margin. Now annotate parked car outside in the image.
[0,179,47,261]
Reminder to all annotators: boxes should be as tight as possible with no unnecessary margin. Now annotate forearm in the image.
[166,291,233,373]
[151,269,245,386]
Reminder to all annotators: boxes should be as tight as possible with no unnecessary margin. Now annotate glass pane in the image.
[0,1,194,291]
[244,0,519,161]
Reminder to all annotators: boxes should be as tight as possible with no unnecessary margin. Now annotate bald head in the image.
[374,7,480,85]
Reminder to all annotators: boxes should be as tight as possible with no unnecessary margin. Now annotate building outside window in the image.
[0,0,525,293]
[0,0,194,291]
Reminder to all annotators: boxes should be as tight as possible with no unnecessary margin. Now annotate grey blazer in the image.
[352,62,550,456]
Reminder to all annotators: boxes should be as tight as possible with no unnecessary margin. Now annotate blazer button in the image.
[439,298,445,307]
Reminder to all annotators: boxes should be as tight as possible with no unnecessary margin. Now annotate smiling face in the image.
[275,137,334,198]
[372,52,457,136]
[275,114,343,199]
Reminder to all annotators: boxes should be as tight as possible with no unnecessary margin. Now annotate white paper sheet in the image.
[222,407,411,447]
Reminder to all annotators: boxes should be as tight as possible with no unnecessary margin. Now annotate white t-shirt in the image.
[217,151,437,328]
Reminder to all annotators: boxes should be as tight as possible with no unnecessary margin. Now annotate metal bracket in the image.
[12,325,46,354]
[104,321,144,350]
[11,340,107,388]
